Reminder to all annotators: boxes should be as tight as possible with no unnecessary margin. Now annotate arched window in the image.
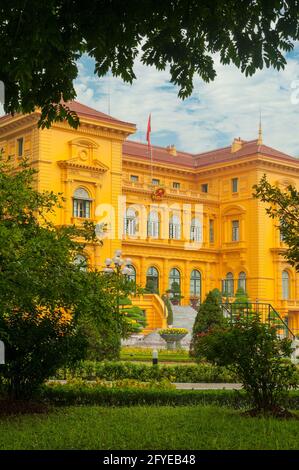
[146,266,159,293]
[238,271,246,291]
[190,270,201,299]
[282,270,290,300]
[223,272,234,296]
[124,207,138,236]
[169,268,181,289]
[147,210,159,238]
[169,268,181,304]
[127,265,136,283]
[73,188,92,218]
[73,254,88,271]
[190,218,202,242]
[169,214,181,239]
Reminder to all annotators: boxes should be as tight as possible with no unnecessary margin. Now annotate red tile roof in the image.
[63,101,136,128]
[123,139,299,169]
[0,100,136,129]
[123,140,195,168]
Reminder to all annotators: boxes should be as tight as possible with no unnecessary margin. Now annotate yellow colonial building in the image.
[1,101,299,335]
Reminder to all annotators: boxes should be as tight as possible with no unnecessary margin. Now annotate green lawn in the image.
[0,405,298,450]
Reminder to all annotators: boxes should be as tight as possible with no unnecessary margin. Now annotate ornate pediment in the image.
[57,137,109,173]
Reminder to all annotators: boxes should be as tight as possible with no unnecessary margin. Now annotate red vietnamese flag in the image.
[146,113,151,147]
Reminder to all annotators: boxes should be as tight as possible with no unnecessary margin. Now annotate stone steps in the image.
[122,305,198,349]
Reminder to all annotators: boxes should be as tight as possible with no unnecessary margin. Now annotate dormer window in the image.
[73,188,92,219]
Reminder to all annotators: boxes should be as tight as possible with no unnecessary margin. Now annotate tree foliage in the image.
[1,1,299,127]
[190,290,225,358]
[254,175,299,270]
[194,314,298,415]
[0,158,127,397]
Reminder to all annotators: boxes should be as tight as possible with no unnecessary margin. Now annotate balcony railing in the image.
[220,302,295,339]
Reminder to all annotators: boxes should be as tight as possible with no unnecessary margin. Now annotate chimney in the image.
[166,144,177,156]
[231,137,243,153]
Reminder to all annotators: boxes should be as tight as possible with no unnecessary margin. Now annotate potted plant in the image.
[159,327,188,350]
[168,281,183,306]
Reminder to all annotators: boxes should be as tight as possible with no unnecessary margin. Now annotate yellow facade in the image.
[1,103,299,335]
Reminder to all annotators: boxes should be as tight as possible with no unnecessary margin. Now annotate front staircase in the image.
[122,305,197,349]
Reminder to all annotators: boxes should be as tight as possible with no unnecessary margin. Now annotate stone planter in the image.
[160,333,187,350]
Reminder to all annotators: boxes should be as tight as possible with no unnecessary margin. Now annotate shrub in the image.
[162,294,174,326]
[194,314,299,416]
[53,361,236,383]
[39,382,299,409]
[190,290,225,358]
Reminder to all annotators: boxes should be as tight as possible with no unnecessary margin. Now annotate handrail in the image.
[220,302,295,340]
[269,304,295,340]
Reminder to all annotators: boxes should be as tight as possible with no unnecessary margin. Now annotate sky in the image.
[74,46,299,157]
[1,46,299,156]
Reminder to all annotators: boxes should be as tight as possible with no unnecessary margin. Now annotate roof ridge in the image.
[125,139,195,156]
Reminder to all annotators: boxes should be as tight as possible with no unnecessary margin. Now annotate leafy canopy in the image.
[254,175,299,270]
[1,1,299,127]
[0,157,132,397]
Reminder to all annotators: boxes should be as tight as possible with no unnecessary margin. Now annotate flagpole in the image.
[150,141,153,183]
[146,113,153,183]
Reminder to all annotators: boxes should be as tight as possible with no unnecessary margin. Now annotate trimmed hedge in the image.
[54,361,236,383]
[40,383,299,409]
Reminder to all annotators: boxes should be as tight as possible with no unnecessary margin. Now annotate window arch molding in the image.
[282,270,291,300]
[73,187,92,219]
[223,272,234,296]
[127,264,137,283]
[146,266,160,293]
[238,271,247,291]
[190,269,202,298]
[147,210,160,238]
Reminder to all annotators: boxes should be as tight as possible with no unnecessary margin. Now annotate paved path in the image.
[174,383,242,390]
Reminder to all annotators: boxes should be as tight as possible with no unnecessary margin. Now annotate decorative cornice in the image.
[123,157,195,175]
[57,159,108,173]
[122,185,219,205]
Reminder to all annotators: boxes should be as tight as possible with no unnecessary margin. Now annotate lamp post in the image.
[103,249,133,315]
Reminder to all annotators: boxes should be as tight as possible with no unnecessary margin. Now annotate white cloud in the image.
[75,50,299,157]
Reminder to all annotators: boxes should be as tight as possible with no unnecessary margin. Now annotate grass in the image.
[0,405,299,450]
[120,347,194,363]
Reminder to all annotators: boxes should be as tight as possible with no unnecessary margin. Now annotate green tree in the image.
[168,281,183,305]
[145,279,159,294]
[190,290,224,358]
[119,296,147,334]
[254,175,299,270]
[211,288,222,304]
[195,315,298,416]
[0,157,125,398]
[162,294,174,326]
[1,2,298,127]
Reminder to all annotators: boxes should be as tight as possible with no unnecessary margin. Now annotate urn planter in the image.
[159,328,188,350]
